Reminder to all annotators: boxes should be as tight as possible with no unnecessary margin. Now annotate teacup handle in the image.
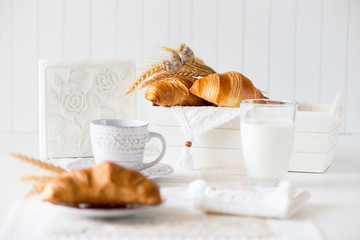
[141,132,167,170]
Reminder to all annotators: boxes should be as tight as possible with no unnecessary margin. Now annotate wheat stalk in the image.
[186,61,216,74]
[140,75,197,89]
[162,46,179,56]
[178,43,216,74]
[181,65,211,77]
[126,43,216,94]
[25,182,47,198]
[10,153,65,174]
[21,175,54,183]
[194,56,205,64]
[125,62,164,95]
[140,68,206,89]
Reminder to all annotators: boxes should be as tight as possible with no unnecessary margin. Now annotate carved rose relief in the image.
[44,63,135,158]
[61,90,87,118]
[94,69,119,94]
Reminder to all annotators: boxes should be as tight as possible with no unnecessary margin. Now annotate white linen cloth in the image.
[171,106,240,169]
[0,169,323,240]
[189,180,311,219]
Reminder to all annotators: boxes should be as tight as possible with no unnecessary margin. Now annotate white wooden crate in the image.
[148,92,344,173]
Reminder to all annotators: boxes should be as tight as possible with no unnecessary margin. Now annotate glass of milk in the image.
[240,99,297,186]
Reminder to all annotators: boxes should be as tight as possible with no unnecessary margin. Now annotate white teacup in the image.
[90,119,166,170]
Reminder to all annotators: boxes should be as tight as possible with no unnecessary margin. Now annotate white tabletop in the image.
[0,133,359,240]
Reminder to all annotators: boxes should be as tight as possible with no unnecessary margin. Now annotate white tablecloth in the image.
[0,168,323,240]
[3,134,360,239]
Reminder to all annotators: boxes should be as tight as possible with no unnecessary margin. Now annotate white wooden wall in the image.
[0,0,359,134]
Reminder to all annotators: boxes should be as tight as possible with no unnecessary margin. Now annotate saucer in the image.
[65,158,173,179]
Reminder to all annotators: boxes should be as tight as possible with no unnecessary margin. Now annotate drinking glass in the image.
[240,99,297,186]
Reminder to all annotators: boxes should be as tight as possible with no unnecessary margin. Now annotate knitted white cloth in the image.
[188,180,311,219]
[171,106,240,169]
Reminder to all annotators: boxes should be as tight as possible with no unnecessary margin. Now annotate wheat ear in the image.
[181,65,210,77]
[194,56,205,64]
[177,43,216,74]
[185,61,216,74]
[194,61,216,73]
[125,63,164,95]
[10,153,65,174]
[25,182,47,198]
[140,75,197,89]
[21,175,54,183]
[162,46,179,57]
[140,68,207,89]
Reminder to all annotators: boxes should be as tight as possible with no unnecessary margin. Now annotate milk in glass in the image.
[241,118,295,184]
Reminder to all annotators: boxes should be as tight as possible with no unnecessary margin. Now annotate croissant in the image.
[145,77,210,107]
[190,71,266,107]
[42,162,162,206]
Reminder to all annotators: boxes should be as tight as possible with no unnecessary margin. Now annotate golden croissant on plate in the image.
[42,162,162,206]
[190,71,266,107]
[145,77,211,107]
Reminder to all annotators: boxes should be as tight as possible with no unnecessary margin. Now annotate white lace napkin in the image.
[171,106,240,169]
[188,180,310,219]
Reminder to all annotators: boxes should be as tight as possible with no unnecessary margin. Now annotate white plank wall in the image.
[116,0,142,60]
[269,0,296,100]
[64,0,91,58]
[38,0,63,59]
[143,0,169,59]
[179,0,192,44]
[192,0,218,69]
[243,0,271,93]
[169,0,181,44]
[295,0,322,103]
[322,0,349,132]
[347,0,360,133]
[0,0,359,134]
[0,0,12,131]
[217,0,244,73]
[12,0,38,132]
[91,0,117,59]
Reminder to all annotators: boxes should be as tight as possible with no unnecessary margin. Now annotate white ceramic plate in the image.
[65,158,174,179]
[48,202,160,218]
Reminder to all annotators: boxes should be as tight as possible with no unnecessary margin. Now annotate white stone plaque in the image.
[39,59,137,160]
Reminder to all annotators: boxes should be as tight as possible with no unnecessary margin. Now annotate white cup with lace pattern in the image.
[90,119,166,170]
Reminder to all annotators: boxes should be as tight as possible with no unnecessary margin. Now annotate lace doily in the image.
[171,106,240,169]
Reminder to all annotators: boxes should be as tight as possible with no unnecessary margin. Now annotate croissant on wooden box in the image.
[145,77,211,107]
[144,71,265,107]
[42,162,162,206]
[190,71,266,107]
